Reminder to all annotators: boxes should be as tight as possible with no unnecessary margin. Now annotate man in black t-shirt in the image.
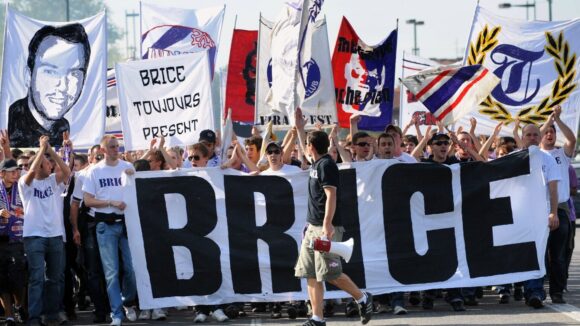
[293,108,373,326]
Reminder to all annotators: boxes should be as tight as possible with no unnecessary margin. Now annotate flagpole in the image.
[399,51,405,128]
[463,1,480,65]
[254,13,263,128]
[233,14,238,29]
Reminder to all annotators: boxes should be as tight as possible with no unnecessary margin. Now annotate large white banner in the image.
[256,16,336,130]
[140,2,224,77]
[123,147,549,308]
[115,52,214,150]
[461,6,580,140]
[399,52,440,134]
[0,6,106,148]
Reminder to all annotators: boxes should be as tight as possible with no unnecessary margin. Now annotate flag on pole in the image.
[266,0,327,127]
[460,6,580,140]
[140,2,225,78]
[401,64,500,126]
[224,29,258,124]
[332,17,397,131]
[399,52,440,133]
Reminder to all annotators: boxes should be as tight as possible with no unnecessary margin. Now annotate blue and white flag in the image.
[401,64,500,126]
[140,2,225,78]
[267,0,326,126]
[462,6,580,140]
[399,52,440,134]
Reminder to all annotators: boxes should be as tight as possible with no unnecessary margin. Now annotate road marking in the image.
[547,303,580,322]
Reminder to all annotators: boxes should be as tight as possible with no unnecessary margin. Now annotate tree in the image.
[0,0,124,68]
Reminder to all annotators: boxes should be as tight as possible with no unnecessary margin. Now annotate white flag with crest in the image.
[461,6,580,140]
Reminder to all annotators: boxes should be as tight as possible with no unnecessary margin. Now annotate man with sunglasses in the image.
[351,132,373,162]
[421,133,460,165]
[199,129,221,167]
[261,142,301,175]
[16,156,30,173]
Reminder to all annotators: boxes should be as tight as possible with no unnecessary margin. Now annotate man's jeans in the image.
[83,222,110,317]
[96,222,136,320]
[23,236,65,322]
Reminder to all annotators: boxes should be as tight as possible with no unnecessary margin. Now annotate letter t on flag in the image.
[401,64,500,126]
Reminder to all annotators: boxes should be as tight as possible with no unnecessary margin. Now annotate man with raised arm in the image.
[19,135,71,326]
[539,105,576,304]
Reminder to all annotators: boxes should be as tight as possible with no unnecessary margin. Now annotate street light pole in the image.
[406,19,425,56]
[65,0,69,21]
[498,2,537,21]
[547,0,553,21]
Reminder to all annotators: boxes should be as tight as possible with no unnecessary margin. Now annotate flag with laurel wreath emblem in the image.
[461,6,580,142]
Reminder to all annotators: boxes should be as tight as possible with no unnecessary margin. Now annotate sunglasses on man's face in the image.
[356,142,371,147]
[267,149,281,155]
[432,141,450,146]
[188,155,201,161]
[18,163,29,168]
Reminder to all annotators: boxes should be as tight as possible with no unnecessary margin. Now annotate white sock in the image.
[311,315,324,322]
[357,293,367,304]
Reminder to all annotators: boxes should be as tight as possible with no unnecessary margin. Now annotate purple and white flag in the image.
[401,64,500,126]
[140,2,225,78]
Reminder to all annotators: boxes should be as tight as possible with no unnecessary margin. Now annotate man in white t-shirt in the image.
[19,135,71,326]
[519,123,561,309]
[83,135,136,326]
[261,142,302,175]
[539,105,576,304]
[384,124,417,163]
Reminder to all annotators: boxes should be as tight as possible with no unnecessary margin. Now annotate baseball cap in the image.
[199,129,217,143]
[428,133,451,145]
[0,159,19,171]
[384,124,403,137]
[265,141,282,151]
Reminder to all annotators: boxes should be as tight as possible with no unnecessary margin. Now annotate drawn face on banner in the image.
[29,35,87,120]
[343,52,385,113]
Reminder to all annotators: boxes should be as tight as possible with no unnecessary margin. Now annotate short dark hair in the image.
[244,136,263,152]
[73,153,88,166]
[378,133,394,144]
[192,143,210,158]
[352,131,371,145]
[27,23,91,73]
[11,148,23,159]
[308,131,330,155]
[403,135,419,146]
[133,159,150,172]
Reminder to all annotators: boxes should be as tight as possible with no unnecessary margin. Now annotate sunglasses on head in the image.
[432,140,450,146]
[267,149,281,155]
[356,142,371,147]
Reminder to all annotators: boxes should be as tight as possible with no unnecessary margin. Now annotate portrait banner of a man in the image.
[460,6,580,142]
[332,17,397,131]
[0,6,106,148]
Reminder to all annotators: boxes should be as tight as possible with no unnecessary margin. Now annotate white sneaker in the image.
[212,309,229,322]
[194,312,207,323]
[138,309,151,320]
[124,306,137,322]
[152,308,167,320]
[110,317,122,326]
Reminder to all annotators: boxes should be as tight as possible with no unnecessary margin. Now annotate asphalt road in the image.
[67,230,580,326]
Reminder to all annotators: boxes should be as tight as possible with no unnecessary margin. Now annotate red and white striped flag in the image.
[401,64,500,125]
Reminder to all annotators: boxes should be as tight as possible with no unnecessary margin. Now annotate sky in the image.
[103,0,580,69]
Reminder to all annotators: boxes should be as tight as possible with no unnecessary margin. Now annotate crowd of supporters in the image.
[0,105,577,325]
